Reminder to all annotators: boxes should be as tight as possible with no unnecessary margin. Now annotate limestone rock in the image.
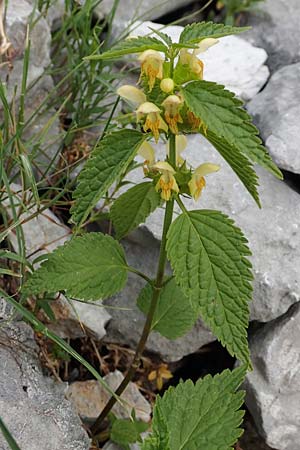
[66,370,151,423]
[131,21,269,101]
[105,238,214,362]
[1,1,62,180]
[1,0,51,103]
[95,0,197,31]
[244,302,300,450]
[248,63,300,174]
[0,297,14,322]
[0,321,90,450]
[123,135,300,322]
[244,0,300,71]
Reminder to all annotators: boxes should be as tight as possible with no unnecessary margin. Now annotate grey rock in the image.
[95,0,197,32]
[105,238,214,362]
[5,183,111,341]
[66,370,151,423]
[243,0,300,72]
[6,184,70,261]
[48,294,111,341]
[244,302,300,450]
[0,321,90,450]
[1,1,62,180]
[132,21,269,101]
[124,134,300,322]
[248,63,300,174]
[0,297,14,322]
[1,0,51,102]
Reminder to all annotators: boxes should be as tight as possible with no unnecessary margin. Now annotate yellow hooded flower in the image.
[167,134,187,165]
[136,102,168,143]
[162,95,183,135]
[188,163,220,200]
[138,141,156,174]
[138,49,164,91]
[179,38,219,80]
[117,85,146,107]
[153,161,179,201]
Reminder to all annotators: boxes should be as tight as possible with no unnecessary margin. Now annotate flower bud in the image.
[160,78,175,93]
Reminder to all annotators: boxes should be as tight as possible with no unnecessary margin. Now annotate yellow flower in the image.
[179,38,218,79]
[162,95,183,135]
[138,49,164,91]
[188,163,220,200]
[136,102,168,143]
[167,134,187,165]
[117,85,146,107]
[153,161,179,201]
[148,364,173,391]
[138,141,156,174]
[180,49,204,79]
[187,111,202,131]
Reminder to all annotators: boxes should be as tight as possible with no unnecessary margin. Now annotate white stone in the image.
[244,303,300,450]
[131,21,269,101]
[248,63,300,174]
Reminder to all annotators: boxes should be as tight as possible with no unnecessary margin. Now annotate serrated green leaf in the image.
[86,37,168,60]
[182,81,283,179]
[179,21,250,45]
[70,129,146,226]
[166,210,252,364]
[137,279,197,340]
[111,182,161,239]
[144,366,246,450]
[204,129,260,206]
[23,233,128,301]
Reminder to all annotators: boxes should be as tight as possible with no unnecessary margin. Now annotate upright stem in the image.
[90,135,177,438]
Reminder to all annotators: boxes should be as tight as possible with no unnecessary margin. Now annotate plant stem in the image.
[90,135,177,438]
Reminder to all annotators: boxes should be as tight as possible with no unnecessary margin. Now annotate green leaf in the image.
[143,366,246,450]
[166,210,252,364]
[70,129,146,226]
[86,37,168,60]
[111,419,139,446]
[179,21,250,45]
[204,130,260,206]
[182,81,283,179]
[23,233,128,301]
[137,279,197,340]
[111,182,161,239]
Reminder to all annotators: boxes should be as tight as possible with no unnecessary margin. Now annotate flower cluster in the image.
[117,38,220,202]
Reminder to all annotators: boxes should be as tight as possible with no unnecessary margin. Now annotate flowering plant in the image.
[23,22,282,449]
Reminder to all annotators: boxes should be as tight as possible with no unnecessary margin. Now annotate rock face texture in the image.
[248,63,300,174]
[121,136,300,323]
[66,370,151,423]
[0,321,90,450]
[244,0,300,71]
[244,303,300,450]
[0,0,61,180]
[132,21,269,101]
[96,0,197,30]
